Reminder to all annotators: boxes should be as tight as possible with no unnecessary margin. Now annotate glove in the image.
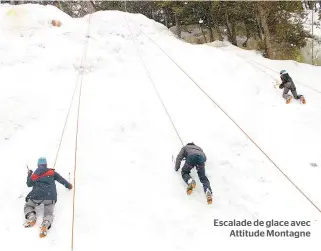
[174,166,179,172]
[279,83,284,89]
[67,184,73,190]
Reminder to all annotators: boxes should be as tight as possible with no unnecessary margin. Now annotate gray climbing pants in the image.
[24,199,55,227]
[282,82,301,100]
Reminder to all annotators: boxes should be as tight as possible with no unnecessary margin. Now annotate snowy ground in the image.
[0,4,321,251]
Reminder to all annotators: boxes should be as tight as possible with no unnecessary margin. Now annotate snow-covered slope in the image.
[0,4,320,251]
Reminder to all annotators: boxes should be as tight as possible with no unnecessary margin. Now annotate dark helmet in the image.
[280,70,287,75]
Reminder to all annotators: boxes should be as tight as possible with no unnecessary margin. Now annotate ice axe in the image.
[26,165,33,174]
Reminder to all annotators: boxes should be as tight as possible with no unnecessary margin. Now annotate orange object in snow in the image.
[51,20,62,27]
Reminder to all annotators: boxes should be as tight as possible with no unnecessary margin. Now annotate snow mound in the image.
[0,4,72,35]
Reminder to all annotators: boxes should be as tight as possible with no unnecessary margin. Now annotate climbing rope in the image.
[71,14,92,251]
[124,14,184,147]
[52,76,80,169]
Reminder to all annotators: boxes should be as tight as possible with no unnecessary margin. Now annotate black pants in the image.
[283,82,302,100]
[181,162,212,193]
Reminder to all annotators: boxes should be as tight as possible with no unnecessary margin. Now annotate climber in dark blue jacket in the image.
[24,157,72,237]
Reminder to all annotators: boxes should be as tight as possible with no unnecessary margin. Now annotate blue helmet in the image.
[37,157,47,167]
[280,70,287,75]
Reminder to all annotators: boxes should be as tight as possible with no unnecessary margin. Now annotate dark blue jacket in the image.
[26,166,71,201]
